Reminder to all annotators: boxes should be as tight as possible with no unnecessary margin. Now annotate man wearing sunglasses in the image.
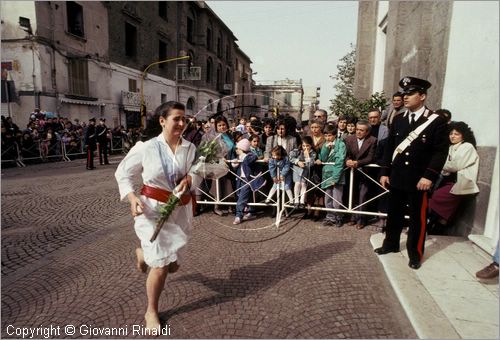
[313,109,328,123]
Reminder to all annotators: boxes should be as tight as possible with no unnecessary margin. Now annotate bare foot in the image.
[168,261,180,273]
[144,311,161,335]
[135,248,148,273]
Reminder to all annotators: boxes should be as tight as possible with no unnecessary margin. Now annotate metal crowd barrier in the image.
[3,139,96,166]
[111,135,130,154]
[195,160,389,228]
[64,140,85,160]
[1,142,25,167]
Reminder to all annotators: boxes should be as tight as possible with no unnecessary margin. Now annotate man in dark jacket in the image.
[375,76,448,270]
[344,119,377,229]
[85,118,97,170]
[96,118,109,165]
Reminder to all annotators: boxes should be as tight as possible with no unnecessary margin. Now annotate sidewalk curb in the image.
[370,233,461,339]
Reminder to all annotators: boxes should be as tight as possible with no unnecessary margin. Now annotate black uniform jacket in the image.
[380,107,448,191]
[85,125,97,150]
[95,124,108,143]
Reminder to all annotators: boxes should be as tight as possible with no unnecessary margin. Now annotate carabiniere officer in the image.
[375,76,449,270]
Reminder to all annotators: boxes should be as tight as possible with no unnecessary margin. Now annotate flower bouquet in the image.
[191,137,229,180]
[150,183,185,242]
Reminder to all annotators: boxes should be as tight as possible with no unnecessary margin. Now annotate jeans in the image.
[325,184,343,221]
[235,181,254,219]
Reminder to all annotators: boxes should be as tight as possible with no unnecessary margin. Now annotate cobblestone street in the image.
[1,157,416,338]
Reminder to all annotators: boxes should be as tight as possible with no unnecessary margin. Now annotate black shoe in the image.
[322,219,334,227]
[408,260,421,270]
[86,167,95,170]
[374,247,399,255]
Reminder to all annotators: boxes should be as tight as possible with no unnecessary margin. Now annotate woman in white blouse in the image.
[115,101,197,330]
[428,121,479,233]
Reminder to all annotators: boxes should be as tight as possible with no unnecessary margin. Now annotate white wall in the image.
[443,2,499,248]
[442,1,499,147]
[372,1,388,93]
[0,1,36,38]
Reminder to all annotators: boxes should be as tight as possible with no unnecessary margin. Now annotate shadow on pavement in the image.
[162,241,354,322]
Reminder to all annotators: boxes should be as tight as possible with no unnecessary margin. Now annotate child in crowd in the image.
[236,117,247,134]
[249,134,264,159]
[232,139,265,225]
[289,136,316,209]
[232,130,244,144]
[316,123,346,227]
[265,145,294,204]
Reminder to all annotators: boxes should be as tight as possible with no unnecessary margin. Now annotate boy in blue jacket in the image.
[232,139,265,225]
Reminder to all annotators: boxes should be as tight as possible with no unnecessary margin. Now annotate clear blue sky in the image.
[207,1,358,109]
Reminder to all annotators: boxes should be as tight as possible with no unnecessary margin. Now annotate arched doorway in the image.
[186,97,195,116]
[216,100,222,114]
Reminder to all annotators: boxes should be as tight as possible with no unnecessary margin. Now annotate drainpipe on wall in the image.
[176,2,181,103]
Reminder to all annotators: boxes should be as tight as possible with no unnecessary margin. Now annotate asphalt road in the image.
[1,156,416,338]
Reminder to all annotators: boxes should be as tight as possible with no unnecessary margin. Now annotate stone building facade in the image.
[1,1,111,124]
[2,1,254,127]
[233,45,253,119]
[105,1,250,124]
[302,86,321,123]
[252,79,304,122]
[354,1,499,252]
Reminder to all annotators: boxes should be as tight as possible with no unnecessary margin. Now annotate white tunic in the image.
[115,134,197,268]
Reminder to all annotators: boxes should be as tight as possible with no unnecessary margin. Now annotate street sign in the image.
[177,66,201,80]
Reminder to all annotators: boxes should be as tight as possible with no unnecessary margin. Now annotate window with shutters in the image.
[128,79,137,92]
[68,58,89,96]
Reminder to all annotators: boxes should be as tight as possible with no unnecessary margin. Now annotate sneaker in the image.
[233,217,241,225]
[243,213,256,221]
[214,208,225,216]
[335,220,344,228]
[476,263,499,279]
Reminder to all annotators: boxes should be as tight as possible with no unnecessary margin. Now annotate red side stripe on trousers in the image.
[417,192,428,260]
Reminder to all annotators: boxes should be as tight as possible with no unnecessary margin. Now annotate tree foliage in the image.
[330,44,387,119]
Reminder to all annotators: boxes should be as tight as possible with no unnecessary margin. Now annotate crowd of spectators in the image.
[2,103,479,237]
[181,105,478,235]
[1,109,144,163]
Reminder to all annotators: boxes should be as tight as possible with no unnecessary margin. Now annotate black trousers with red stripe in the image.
[382,187,428,263]
[87,145,95,169]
